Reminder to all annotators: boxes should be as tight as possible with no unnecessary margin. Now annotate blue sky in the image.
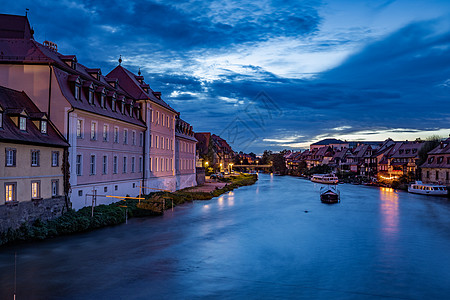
[4,0,450,153]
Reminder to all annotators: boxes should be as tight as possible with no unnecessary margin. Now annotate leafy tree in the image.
[270,153,287,174]
[260,150,272,165]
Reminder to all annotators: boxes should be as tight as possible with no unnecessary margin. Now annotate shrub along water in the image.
[0,174,258,246]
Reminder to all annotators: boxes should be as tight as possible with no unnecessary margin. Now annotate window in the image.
[426,170,430,178]
[76,154,82,176]
[31,150,40,167]
[112,97,116,112]
[114,127,119,143]
[123,129,128,144]
[166,116,169,127]
[155,135,158,148]
[170,158,173,170]
[438,156,443,163]
[162,113,165,126]
[161,157,164,171]
[448,157,450,164]
[89,90,94,105]
[436,171,439,180]
[41,120,47,134]
[103,155,108,174]
[52,151,59,167]
[100,94,105,108]
[0,112,3,128]
[51,180,59,197]
[150,110,153,122]
[123,157,127,173]
[139,157,143,173]
[74,85,80,100]
[104,187,108,192]
[161,137,164,149]
[90,155,96,175]
[77,119,83,138]
[139,132,143,147]
[103,124,108,141]
[156,111,159,125]
[113,156,118,174]
[428,157,434,163]
[31,181,40,199]
[91,122,97,140]
[78,190,83,196]
[132,131,136,145]
[5,148,16,167]
[446,171,449,181]
[19,116,27,131]
[5,183,16,202]
[120,101,124,114]
[131,157,135,173]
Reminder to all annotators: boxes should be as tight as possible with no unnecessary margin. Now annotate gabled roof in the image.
[107,65,177,113]
[0,85,68,147]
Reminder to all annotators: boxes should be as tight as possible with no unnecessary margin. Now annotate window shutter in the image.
[13,150,16,166]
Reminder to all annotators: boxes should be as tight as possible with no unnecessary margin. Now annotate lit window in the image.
[41,120,47,134]
[31,150,40,167]
[5,148,16,167]
[5,183,16,202]
[76,154,82,175]
[123,156,127,173]
[51,180,59,197]
[162,113,165,126]
[91,122,97,140]
[31,181,40,199]
[52,151,59,167]
[19,116,27,131]
[90,155,96,175]
[77,119,83,138]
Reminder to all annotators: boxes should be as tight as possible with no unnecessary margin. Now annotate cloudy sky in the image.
[5,0,450,153]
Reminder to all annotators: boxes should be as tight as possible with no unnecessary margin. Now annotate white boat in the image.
[311,174,339,184]
[408,181,448,196]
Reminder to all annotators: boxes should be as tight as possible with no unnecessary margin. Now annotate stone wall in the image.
[196,167,206,185]
[0,196,69,232]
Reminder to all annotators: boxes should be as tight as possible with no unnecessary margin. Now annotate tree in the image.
[260,150,272,165]
[417,135,442,166]
[270,153,287,174]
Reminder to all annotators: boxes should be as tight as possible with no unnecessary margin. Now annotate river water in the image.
[1,174,450,299]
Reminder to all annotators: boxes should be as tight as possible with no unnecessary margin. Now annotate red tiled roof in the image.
[0,85,68,147]
[0,14,34,39]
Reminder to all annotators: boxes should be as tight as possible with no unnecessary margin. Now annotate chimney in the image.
[43,40,58,51]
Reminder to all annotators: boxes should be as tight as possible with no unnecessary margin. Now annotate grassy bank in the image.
[0,174,257,246]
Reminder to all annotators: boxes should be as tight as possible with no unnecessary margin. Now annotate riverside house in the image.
[0,86,69,230]
[420,138,450,185]
[0,14,197,209]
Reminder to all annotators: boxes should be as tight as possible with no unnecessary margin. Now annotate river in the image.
[1,174,450,299]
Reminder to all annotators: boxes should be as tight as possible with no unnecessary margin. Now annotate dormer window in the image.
[112,96,116,112]
[100,93,105,108]
[41,120,47,134]
[19,116,27,131]
[74,85,80,100]
[89,89,94,105]
[120,101,124,114]
[129,104,133,118]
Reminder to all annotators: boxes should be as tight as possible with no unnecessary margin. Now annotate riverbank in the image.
[0,174,257,247]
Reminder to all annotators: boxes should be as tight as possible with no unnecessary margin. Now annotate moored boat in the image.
[320,186,340,203]
[408,181,448,196]
[311,174,339,184]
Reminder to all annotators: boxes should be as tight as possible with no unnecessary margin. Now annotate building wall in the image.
[0,64,71,137]
[422,168,450,185]
[175,136,197,189]
[0,142,65,205]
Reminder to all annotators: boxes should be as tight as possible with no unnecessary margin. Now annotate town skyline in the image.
[4,0,450,153]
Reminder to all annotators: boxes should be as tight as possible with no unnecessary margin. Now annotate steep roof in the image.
[0,13,34,39]
[107,65,177,113]
[0,85,68,147]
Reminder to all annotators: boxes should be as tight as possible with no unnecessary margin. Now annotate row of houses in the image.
[0,13,197,229]
[195,132,235,172]
[285,137,450,185]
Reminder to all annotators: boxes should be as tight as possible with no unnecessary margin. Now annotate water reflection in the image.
[379,187,399,236]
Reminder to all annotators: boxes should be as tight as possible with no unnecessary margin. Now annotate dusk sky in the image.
[5,0,450,153]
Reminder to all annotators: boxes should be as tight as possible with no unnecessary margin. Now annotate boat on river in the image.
[408,181,448,196]
[320,186,340,203]
[311,174,339,184]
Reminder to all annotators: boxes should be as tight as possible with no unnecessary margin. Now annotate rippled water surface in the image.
[1,174,450,299]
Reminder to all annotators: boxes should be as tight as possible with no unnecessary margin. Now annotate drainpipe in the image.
[142,101,147,190]
[65,106,75,211]
[48,64,53,118]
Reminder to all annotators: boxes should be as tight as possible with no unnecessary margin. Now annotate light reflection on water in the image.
[1,174,450,299]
